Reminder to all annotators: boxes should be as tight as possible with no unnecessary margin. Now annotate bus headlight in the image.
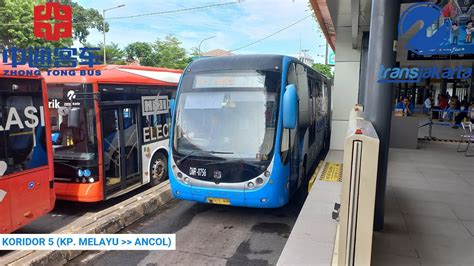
[83,169,91,177]
[264,171,270,177]
[183,177,190,183]
[81,178,86,183]
[88,178,95,183]
[247,182,255,189]
[256,178,264,185]
[177,172,183,179]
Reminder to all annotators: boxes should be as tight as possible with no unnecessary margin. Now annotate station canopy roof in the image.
[309,0,335,51]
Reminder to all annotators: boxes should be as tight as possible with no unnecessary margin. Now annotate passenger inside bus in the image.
[53,107,95,160]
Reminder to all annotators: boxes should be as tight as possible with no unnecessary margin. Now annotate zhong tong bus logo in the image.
[1,2,102,77]
[33,2,73,41]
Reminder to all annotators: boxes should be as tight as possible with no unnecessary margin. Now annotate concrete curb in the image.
[2,181,172,266]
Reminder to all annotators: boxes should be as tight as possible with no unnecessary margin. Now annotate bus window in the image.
[47,83,98,183]
[175,70,281,160]
[0,78,48,176]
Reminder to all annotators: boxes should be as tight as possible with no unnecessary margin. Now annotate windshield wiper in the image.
[207,151,234,155]
[177,150,197,165]
[177,150,234,165]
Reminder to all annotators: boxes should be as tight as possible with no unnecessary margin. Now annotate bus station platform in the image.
[279,142,474,265]
[278,150,343,265]
[372,141,474,265]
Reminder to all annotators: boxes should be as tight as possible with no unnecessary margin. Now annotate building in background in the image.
[201,49,234,57]
[296,49,315,66]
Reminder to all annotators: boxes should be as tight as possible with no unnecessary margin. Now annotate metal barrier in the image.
[337,105,380,266]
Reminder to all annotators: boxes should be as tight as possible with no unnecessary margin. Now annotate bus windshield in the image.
[173,70,281,161]
[0,78,48,176]
[48,83,97,162]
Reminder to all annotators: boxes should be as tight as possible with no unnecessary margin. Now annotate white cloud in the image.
[76,0,327,59]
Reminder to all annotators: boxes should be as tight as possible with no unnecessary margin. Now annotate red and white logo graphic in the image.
[33,2,72,41]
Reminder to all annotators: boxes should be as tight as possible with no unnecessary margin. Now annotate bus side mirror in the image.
[283,84,298,129]
[68,108,81,128]
[0,161,7,176]
[169,99,176,115]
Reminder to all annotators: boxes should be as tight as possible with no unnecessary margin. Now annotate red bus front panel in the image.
[54,181,103,202]
[0,75,55,233]
[0,180,12,233]
[9,167,51,231]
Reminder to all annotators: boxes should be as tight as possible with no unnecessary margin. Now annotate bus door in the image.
[101,105,141,195]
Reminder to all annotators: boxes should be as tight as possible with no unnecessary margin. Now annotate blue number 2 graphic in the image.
[399,3,451,54]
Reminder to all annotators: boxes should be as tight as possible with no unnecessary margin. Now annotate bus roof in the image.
[188,54,292,72]
[0,62,43,79]
[188,54,331,81]
[44,65,182,86]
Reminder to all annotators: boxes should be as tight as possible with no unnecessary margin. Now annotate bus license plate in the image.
[207,197,230,205]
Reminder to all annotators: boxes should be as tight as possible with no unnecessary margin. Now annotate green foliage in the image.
[312,63,333,79]
[86,42,125,65]
[153,35,189,69]
[64,0,108,44]
[124,42,154,66]
[125,35,190,69]
[0,0,107,49]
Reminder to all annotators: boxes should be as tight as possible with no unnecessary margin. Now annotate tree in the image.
[124,35,190,69]
[153,35,189,69]
[125,42,154,66]
[64,0,108,44]
[312,63,333,79]
[0,0,107,49]
[92,42,126,65]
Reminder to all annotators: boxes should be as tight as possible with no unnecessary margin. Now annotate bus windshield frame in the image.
[47,83,99,180]
[173,69,281,162]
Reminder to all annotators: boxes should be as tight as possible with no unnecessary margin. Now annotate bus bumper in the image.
[54,181,104,202]
[169,176,289,208]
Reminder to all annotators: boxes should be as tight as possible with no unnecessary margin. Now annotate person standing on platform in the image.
[424,95,433,115]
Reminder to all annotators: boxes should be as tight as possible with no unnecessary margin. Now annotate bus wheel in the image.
[149,153,168,187]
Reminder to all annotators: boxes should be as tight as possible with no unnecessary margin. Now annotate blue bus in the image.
[168,55,331,208]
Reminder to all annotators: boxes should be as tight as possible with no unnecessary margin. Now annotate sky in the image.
[75,0,329,63]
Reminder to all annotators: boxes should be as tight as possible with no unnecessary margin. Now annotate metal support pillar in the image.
[363,0,401,231]
[359,32,370,105]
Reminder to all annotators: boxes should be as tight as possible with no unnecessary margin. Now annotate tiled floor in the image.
[372,142,474,266]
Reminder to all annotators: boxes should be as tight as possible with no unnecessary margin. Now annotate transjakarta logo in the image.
[378,65,472,83]
[0,106,45,132]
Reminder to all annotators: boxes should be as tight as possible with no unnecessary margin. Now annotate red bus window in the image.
[0,78,48,176]
[47,83,98,182]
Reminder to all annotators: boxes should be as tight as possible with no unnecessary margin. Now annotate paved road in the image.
[70,198,304,265]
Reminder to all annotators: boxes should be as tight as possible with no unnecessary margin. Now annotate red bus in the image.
[0,63,55,233]
[45,65,181,202]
